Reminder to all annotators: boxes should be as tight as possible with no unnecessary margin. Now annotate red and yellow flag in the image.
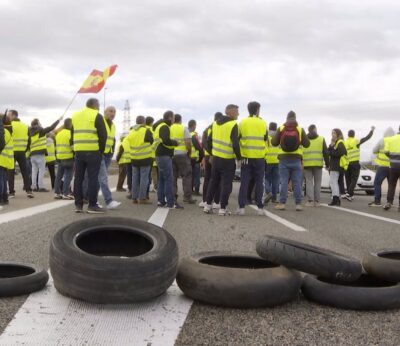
[78,65,118,93]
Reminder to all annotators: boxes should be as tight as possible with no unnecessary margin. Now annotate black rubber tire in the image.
[363,250,400,282]
[302,274,400,310]
[176,251,301,308]
[256,235,362,281]
[0,262,49,297]
[49,217,178,304]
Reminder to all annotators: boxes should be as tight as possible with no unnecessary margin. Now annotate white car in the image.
[321,165,375,195]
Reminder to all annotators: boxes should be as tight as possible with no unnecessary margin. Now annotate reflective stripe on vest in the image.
[103,117,116,154]
[72,107,99,151]
[212,120,237,159]
[118,138,132,164]
[45,138,56,163]
[278,125,303,156]
[190,131,199,159]
[128,127,152,160]
[239,116,267,159]
[303,136,324,167]
[345,137,360,163]
[374,137,390,167]
[30,133,47,153]
[265,135,280,164]
[170,124,187,153]
[335,139,349,170]
[0,130,15,169]
[386,134,400,168]
[56,129,73,160]
[154,123,175,150]
[11,121,28,152]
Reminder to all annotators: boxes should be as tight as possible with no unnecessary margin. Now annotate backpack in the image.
[280,124,301,152]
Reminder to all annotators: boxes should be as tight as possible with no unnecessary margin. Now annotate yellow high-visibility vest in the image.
[11,121,28,152]
[212,120,237,159]
[103,117,116,154]
[385,134,400,167]
[45,138,56,163]
[146,126,156,159]
[170,124,187,153]
[374,137,390,167]
[265,135,279,164]
[239,116,267,159]
[278,125,303,156]
[30,133,47,153]
[204,127,211,157]
[56,129,73,160]
[303,136,324,167]
[335,139,349,170]
[128,126,152,160]
[0,130,14,170]
[72,107,99,152]
[345,137,360,163]
[154,123,175,150]
[190,131,199,159]
[118,137,132,164]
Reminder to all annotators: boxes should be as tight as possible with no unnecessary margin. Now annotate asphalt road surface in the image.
[0,175,399,346]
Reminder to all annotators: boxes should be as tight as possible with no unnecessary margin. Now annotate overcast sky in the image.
[1,0,400,160]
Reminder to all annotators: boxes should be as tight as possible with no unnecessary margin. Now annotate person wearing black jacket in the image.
[188,119,204,196]
[328,128,347,206]
[0,113,6,209]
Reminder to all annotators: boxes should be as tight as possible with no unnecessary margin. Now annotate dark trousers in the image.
[339,170,346,195]
[117,164,127,190]
[0,167,8,202]
[172,155,193,200]
[8,151,32,193]
[206,157,235,209]
[203,156,220,203]
[238,159,265,209]
[374,166,390,203]
[387,169,400,204]
[74,152,102,208]
[191,159,201,193]
[46,162,56,189]
[126,163,133,192]
[345,162,361,196]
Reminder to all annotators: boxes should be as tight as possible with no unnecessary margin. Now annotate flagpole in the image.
[61,91,79,118]
[103,87,107,114]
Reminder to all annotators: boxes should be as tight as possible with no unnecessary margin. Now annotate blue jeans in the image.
[156,156,174,207]
[279,158,303,204]
[54,160,73,195]
[238,159,265,209]
[374,166,390,203]
[98,154,113,205]
[132,165,151,200]
[191,160,201,193]
[265,163,280,201]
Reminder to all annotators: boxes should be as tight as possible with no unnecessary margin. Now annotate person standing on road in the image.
[369,127,395,207]
[328,128,347,206]
[271,111,310,211]
[116,136,131,193]
[170,114,196,204]
[303,125,329,207]
[54,118,74,200]
[236,101,267,215]
[383,126,400,211]
[343,127,375,201]
[154,111,180,209]
[71,98,107,213]
[98,106,121,210]
[7,110,34,198]
[188,119,204,197]
[29,117,61,192]
[0,114,14,208]
[264,122,280,205]
[126,116,154,204]
[45,134,56,190]
[204,104,241,216]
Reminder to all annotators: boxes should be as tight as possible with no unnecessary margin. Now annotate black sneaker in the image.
[38,188,49,192]
[368,201,381,207]
[8,192,15,198]
[87,205,105,214]
[75,206,84,213]
[170,203,184,209]
[157,201,166,207]
[126,194,132,200]
[383,203,392,211]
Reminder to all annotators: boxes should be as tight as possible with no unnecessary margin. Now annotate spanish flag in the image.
[78,65,118,93]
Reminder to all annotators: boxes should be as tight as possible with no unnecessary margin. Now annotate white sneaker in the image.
[305,201,314,207]
[257,208,265,215]
[198,201,206,208]
[218,208,231,216]
[203,204,213,214]
[106,200,121,209]
[0,205,3,211]
[235,208,245,215]
[212,203,221,209]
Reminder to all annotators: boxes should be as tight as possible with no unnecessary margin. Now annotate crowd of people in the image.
[0,98,399,214]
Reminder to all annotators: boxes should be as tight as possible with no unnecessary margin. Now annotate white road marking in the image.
[321,204,400,226]
[250,206,307,232]
[0,208,194,346]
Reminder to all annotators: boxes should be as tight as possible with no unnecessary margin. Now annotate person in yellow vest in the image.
[7,109,34,198]
[369,127,395,207]
[71,98,107,213]
[145,116,155,197]
[271,111,310,211]
[54,118,74,200]
[0,114,14,208]
[264,122,280,205]
[198,112,223,208]
[154,111,180,208]
[29,116,61,192]
[303,125,329,207]
[125,116,154,204]
[97,106,121,209]
[188,119,204,197]
[44,133,56,190]
[204,104,241,216]
[236,101,268,216]
[383,125,400,211]
[116,136,129,192]
[328,128,347,206]
[343,127,375,201]
[171,114,196,205]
